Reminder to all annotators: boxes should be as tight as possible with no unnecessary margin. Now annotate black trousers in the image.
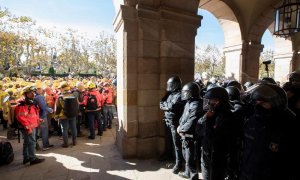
[182,138,198,179]
[0,111,7,129]
[171,127,183,165]
[163,122,174,158]
[201,149,227,180]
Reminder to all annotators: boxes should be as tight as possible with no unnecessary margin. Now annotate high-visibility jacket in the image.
[3,98,17,125]
[45,93,57,108]
[14,100,40,133]
[0,90,7,111]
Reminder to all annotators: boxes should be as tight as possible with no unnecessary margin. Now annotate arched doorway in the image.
[199,0,243,81]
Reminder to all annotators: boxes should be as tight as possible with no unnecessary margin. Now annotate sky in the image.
[0,0,274,50]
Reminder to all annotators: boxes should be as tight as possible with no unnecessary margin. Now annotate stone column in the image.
[273,52,293,83]
[113,2,201,158]
[291,51,300,72]
[159,7,202,154]
[114,5,139,158]
[240,42,264,83]
[223,44,243,81]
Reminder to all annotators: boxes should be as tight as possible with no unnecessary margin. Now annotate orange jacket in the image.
[14,100,40,133]
[103,87,114,105]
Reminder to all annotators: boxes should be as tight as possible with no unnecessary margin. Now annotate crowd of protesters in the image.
[0,76,116,165]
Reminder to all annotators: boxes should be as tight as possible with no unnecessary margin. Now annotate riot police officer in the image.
[197,87,234,180]
[282,71,300,118]
[240,83,297,180]
[177,82,204,179]
[159,76,185,173]
[226,86,246,180]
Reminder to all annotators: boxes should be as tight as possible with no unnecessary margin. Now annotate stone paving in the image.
[0,121,203,180]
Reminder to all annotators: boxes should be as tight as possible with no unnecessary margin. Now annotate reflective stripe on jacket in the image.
[15,100,40,132]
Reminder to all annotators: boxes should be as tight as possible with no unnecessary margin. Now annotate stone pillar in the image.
[240,42,264,83]
[223,44,243,81]
[114,5,139,158]
[274,52,293,83]
[291,51,300,71]
[113,2,201,158]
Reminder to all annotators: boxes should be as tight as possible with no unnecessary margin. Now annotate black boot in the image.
[30,158,45,165]
[178,171,190,179]
[172,163,182,174]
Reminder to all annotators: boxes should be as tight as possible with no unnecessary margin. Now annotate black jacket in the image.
[178,98,203,136]
[240,110,297,180]
[160,91,185,127]
[197,104,233,153]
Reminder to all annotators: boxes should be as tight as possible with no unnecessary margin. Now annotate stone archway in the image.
[199,0,243,81]
[248,0,293,83]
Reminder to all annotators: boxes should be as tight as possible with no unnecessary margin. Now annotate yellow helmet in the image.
[35,82,44,89]
[3,77,11,82]
[22,85,37,95]
[87,81,96,89]
[101,78,108,83]
[59,81,70,91]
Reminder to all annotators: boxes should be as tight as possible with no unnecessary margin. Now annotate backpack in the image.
[0,141,14,166]
[60,95,79,118]
[86,94,98,110]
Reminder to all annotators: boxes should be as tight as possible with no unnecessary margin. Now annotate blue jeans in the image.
[103,106,114,128]
[39,117,50,148]
[86,111,103,138]
[60,117,77,145]
[21,128,37,160]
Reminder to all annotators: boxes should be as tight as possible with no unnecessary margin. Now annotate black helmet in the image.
[244,81,253,90]
[227,80,244,91]
[194,79,204,90]
[282,82,293,92]
[166,76,182,92]
[206,83,219,91]
[259,77,277,85]
[250,84,287,110]
[226,86,241,101]
[204,87,229,102]
[289,71,300,83]
[181,82,200,100]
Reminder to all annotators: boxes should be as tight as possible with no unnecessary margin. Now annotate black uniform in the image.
[178,98,203,179]
[160,90,185,163]
[240,83,298,180]
[240,110,297,180]
[227,100,246,180]
[198,105,233,180]
[196,86,234,180]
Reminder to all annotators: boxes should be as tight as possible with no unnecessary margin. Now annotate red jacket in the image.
[102,87,114,105]
[82,89,104,112]
[14,100,40,133]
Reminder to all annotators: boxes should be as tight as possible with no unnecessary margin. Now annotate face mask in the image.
[254,104,272,117]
